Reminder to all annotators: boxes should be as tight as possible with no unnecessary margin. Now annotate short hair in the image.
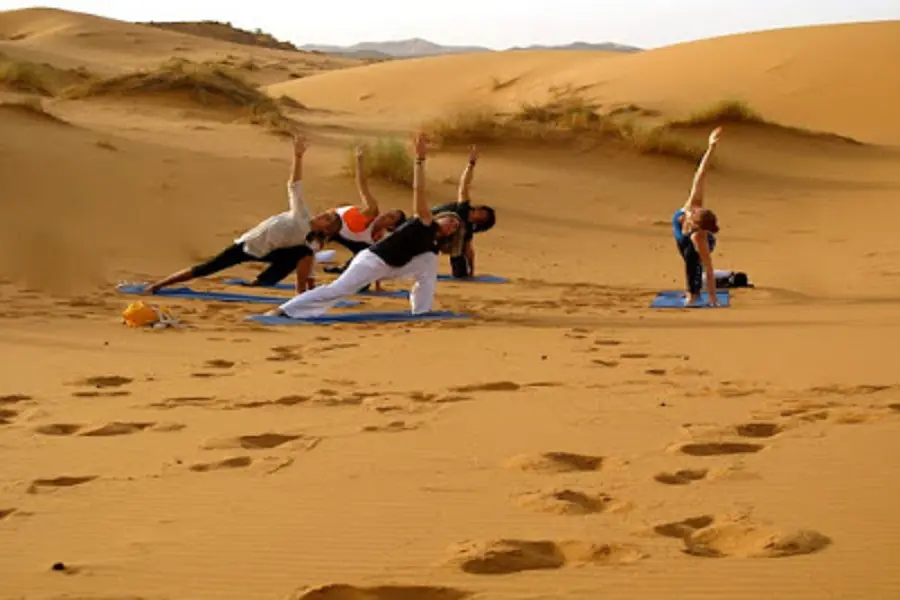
[391,209,407,226]
[472,205,496,233]
[694,208,719,234]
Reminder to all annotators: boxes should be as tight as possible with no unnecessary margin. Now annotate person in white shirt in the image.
[145,134,341,295]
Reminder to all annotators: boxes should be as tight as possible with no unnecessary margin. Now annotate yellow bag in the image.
[122,301,180,328]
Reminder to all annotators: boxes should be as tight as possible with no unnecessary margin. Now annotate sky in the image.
[1,0,898,49]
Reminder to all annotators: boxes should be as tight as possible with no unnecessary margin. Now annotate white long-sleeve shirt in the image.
[235,181,312,258]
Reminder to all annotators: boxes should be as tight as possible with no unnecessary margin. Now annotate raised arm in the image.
[457,145,478,204]
[354,145,379,218]
[684,127,722,211]
[288,134,311,220]
[413,133,432,224]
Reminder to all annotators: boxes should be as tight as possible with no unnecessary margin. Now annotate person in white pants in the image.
[266,133,464,319]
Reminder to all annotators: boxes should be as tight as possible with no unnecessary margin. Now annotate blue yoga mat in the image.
[438,274,508,283]
[224,278,408,298]
[247,310,469,325]
[117,284,360,308]
[651,290,730,309]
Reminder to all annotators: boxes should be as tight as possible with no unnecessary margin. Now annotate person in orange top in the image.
[321,144,407,290]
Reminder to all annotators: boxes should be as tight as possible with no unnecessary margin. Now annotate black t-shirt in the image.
[433,202,474,243]
[370,217,439,267]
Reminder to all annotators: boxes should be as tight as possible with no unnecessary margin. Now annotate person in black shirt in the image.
[432,146,496,278]
[267,133,464,319]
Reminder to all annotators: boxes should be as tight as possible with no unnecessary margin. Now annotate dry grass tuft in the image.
[668,99,765,127]
[64,59,297,135]
[65,59,273,108]
[422,93,707,162]
[0,54,93,96]
[344,137,414,187]
[666,98,863,144]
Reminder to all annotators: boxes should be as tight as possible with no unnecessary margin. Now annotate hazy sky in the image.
[1,0,897,49]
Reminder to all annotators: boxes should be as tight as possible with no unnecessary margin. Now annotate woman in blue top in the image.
[673,127,722,306]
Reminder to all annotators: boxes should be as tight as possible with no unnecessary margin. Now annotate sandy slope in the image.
[2,10,900,600]
[0,8,363,85]
[270,20,900,145]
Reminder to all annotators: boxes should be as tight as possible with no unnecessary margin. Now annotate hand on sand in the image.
[709,126,723,146]
[293,134,308,156]
[414,132,429,159]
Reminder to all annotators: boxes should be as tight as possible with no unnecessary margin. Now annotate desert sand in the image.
[2,8,900,600]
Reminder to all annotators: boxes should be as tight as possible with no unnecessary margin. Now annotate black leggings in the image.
[191,243,313,285]
[678,237,703,295]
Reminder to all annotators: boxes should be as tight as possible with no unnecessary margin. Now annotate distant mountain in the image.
[510,41,642,53]
[300,38,490,59]
[300,38,641,59]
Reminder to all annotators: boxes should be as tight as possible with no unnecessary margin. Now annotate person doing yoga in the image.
[145,134,341,295]
[266,133,464,319]
[673,126,722,307]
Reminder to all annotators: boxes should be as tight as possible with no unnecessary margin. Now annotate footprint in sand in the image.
[645,369,667,376]
[27,476,97,494]
[0,508,19,520]
[734,423,783,439]
[290,584,471,600]
[515,489,627,516]
[204,359,235,369]
[678,442,765,457]
[77,376,133,389]
[592,360,620,368]
[620,353,650,360]
[35,423,83,436]
[889,403,900,413]
[203,432,317,451]
[0,408,17,425]
[654,468,709,486]
[408,391,473,404]
[654,515,716,539]
[72,390,131,398]
[448,539,644,574]
[231,395,310,409]
[0,394,32,406]
[506,452,604,473]
[449,381,522,393]
[149,396,220,409]
[189,456,253,473]
[79,422,156,437]
[683,523,831,558]
[361,420,419,433]
[594,339,623,347]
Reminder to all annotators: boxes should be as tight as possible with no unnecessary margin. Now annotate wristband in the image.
[468,160,476,166]
[415,157,426,164]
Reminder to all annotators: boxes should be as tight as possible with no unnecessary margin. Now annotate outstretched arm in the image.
[354,145,379,218]
[413,133,432,224]
[457,145,478,204]
[288,134,312,220]
[684,127,722,211]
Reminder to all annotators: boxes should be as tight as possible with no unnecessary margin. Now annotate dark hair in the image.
[472,205,496,233]
[391,209,407,226]
[696,208,719,234]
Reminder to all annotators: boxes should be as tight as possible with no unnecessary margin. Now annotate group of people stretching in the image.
[144,132,496,317]
[144,125,727,316]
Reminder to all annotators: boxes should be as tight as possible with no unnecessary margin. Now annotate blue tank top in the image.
[673,209,716,251]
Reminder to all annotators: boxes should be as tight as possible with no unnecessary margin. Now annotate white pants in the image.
[278,249,439,318]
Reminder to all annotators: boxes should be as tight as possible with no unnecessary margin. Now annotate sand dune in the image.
[1,8,900,600]
[270,21,900,144]
[0,7,363,84]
